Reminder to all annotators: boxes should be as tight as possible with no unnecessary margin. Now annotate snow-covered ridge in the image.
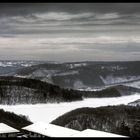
[54,71,79,76]
[101,65,126,71]
[78,79,140,92]
[15,69,79,84]
[78,87,106,92]
[100,75,140,85]
[0,61,38,67]
[67,63,87,69]
[14,75,28,78]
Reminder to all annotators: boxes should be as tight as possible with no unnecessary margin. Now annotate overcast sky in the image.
[0,3,140,62]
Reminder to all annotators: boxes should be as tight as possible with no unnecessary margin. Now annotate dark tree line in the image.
[0,109,32,130]
[0,76,82,104]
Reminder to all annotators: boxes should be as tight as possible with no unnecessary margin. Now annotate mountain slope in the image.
[51,105,140,137]
[12,61,140,89]
[0,76,82,104]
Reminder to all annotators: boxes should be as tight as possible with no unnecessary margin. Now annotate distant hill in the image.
[51,105,140,137]
[0,76,82,104]
[0,60,42,75]
[11,61,140,89]
[0,76,139,105]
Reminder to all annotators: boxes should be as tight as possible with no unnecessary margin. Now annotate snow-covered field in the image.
[0,94,140,123]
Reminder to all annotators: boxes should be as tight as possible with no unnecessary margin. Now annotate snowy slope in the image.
[1,94,140,123]
[13,61,140,89]
[71,129,127,137]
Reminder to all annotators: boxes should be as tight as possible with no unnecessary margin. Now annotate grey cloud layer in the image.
[1,3,140,16]
[0,3,140,61]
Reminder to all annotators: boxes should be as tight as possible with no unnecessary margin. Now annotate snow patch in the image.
[78,87,105,91]
[14,74,28,78]
[54,71,79,76]
[67,63,87,69]
[73,80,85,89]
[100,65,126,71]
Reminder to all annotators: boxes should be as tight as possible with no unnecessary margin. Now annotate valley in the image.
[0,60,140,137]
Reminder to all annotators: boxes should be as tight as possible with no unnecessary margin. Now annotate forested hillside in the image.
[0,76,82,104]
[0,76,139,105]
[13,61,140,89]
[52,105,140,137]
[0,109,32,130]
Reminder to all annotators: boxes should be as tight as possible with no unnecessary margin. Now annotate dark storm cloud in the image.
[1,3,140,16]
[0,3,140,61]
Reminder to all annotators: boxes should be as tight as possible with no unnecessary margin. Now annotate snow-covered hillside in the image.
[12,61,140,89]
[1,94,140,123]
[100,75,140,85]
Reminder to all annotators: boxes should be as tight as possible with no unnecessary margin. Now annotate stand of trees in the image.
[0,76,82,104]
[52,105,140,137]
[0,109,32,130]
